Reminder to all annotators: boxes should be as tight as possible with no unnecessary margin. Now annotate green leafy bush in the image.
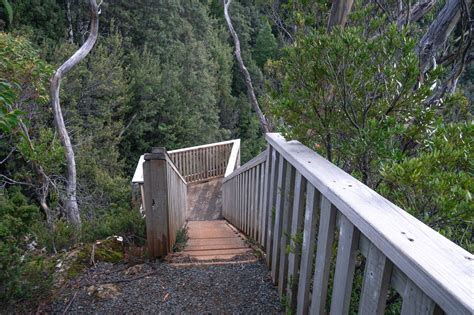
[0,188,41,301]
[380,122,474,251]
[266,22,435,187]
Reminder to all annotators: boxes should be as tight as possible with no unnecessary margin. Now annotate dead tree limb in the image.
[397,0,437,27]
[416,0,469,74]
[50,0,100,226]
[224,0,271,133]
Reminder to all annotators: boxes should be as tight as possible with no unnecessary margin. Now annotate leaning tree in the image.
[50,0,100,226]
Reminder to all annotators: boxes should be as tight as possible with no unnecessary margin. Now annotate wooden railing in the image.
[140,148,188,257]
[168,139,239,183]
[222,150,267,242]
[222,133,473,314]
[132,139,241,257]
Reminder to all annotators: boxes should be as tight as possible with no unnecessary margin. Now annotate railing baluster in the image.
[287,171,306,310]
[261,146,272,247]
[359,243,393,315]
[271,155,288,282]
[278,165,296,296]
[296,184,321,315]
[254,165,261,241]
[308,196,336,314]
[243,170,248,234]
[258,160,266,246]
[247,169,251,236]
[401,280,437,315]
[249,167,255,239]
[266,148,280,267]
[330,214,360,314]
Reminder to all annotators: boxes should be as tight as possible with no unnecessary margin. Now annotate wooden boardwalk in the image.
[174,220,255,262]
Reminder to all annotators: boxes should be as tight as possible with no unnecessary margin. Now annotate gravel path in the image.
[49,260,283,314]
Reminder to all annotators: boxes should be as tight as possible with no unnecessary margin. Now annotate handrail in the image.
[168,139,238,154]
[224,139,241,178]
[165,154,187,184]
[222,132,473,314]
[265,133,472,314]
[132,139,240,184]
[223,149,265,182]
[169,139,239,183]
[131,153,186,185]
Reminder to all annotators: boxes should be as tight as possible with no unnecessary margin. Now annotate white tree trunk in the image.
[397,0,437,28]
[224,0,270,133]
[50,0,99,226]
[417,0,467,74]
[327,0,354,31]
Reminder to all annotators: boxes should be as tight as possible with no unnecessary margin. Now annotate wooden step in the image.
[172,220,255,262]
[182,248,251,257]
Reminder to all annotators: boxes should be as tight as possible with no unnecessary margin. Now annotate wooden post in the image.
[143,147,169,258]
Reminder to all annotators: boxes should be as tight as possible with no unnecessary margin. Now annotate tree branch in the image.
[223,0,270,133]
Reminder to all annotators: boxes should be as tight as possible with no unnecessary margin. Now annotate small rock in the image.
[125,264,144,275]
[87,284,121,300]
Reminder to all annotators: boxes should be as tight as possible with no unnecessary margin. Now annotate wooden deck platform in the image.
[174,220,255,262]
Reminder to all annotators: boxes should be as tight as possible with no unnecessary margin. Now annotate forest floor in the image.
[44,260,283,314]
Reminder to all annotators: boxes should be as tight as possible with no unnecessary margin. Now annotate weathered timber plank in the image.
[401,280,437,315]
[308,196,336,315]
[296,184,322,315]
[143,152,169,257]
[359,243,393,315]
[271,155,288,282]
[278,165,296,296]
[330,214,360,314]
[287,171,306,310]
[266,148,280,267]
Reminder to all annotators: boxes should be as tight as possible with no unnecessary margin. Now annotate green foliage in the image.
[173,227,189,252]
[254,20,278,68]
[119,1,235,172]
[67,238,125,279]
[11,0,66,44]
[0,188,41,302]
[267,23,434,187]
[0,32,53,100]
[0,81,22,133]
[379,122,474,250]
[286,230,303,255]
[1,0,12,26]
[235,94,266,162]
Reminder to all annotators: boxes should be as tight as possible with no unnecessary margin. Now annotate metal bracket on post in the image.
[143,147,169,258]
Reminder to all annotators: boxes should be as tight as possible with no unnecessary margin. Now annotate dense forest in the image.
[0,0,472,309]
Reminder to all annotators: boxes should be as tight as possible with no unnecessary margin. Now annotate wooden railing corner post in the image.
[143,147,169,258]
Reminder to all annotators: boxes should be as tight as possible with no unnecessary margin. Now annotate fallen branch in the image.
[89,243,96,266]
[62,291,78,315]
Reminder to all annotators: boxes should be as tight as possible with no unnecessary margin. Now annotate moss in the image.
[66,238,124,279]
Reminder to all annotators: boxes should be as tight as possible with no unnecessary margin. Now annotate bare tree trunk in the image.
[50,0,99,226]
[417,0,467,74]
[65,0,74,44]
[397,0,437,28]
[224,0,270,133]
[327,0,354,31]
